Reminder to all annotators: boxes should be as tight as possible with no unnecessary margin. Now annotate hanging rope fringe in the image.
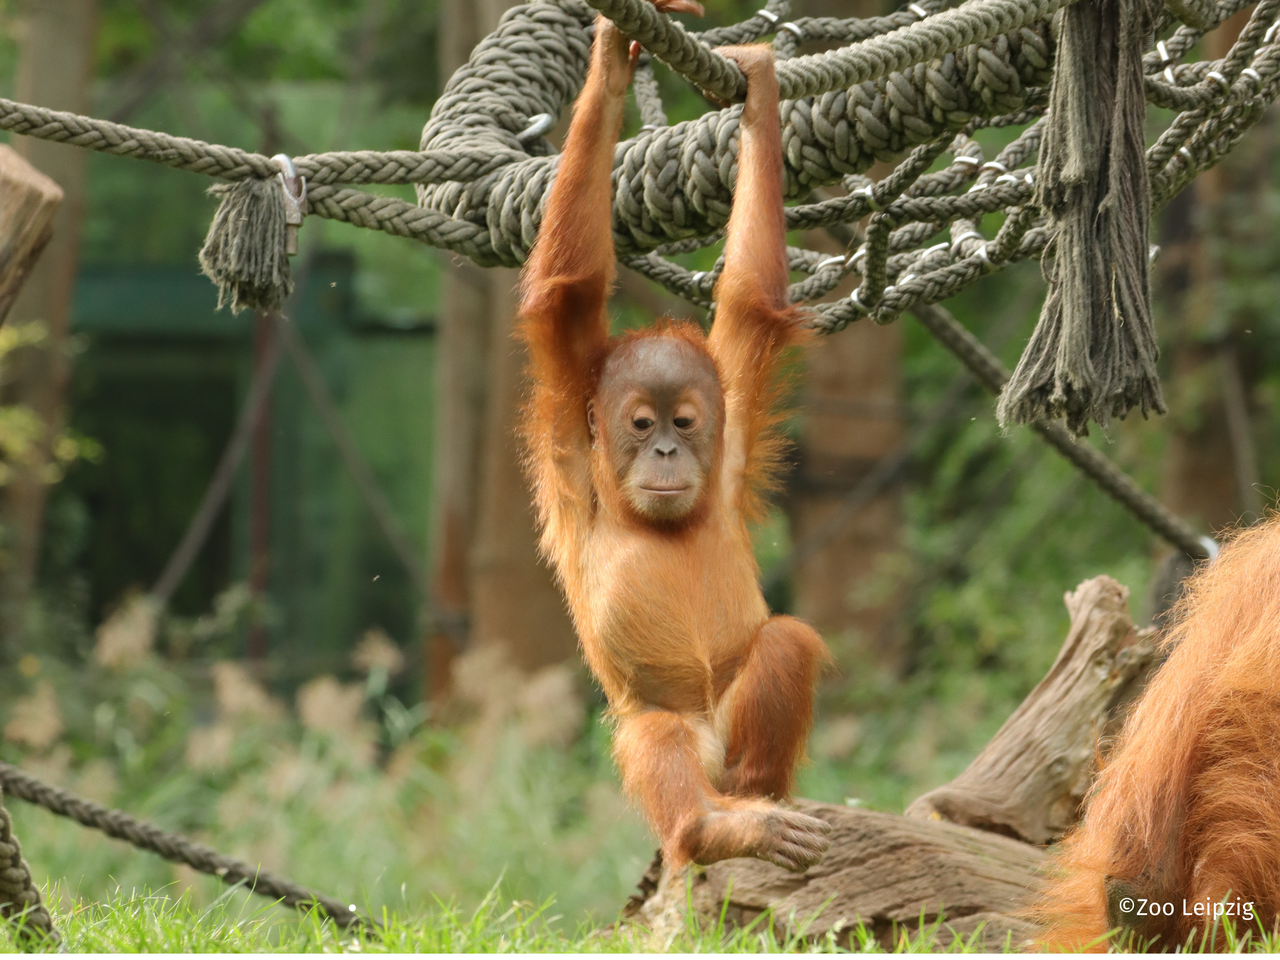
[998,0,1165,436]
[198,156,306,313]
[0,787,59,947]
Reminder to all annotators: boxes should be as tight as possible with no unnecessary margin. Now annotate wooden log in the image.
[0,145,62,326]
[627,801,1046,949]
[905,576,1160,844]
[623,576,1163,947]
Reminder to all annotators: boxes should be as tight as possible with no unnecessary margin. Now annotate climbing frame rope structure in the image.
[0,0,1275,536]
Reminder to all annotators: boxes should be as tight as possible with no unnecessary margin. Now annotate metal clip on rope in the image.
[273,154,308,256]
[517,113,557,144]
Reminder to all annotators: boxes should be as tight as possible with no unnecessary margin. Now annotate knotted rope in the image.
[0,786,58,947]
[0,762,371,931]
[999,0,1163,435]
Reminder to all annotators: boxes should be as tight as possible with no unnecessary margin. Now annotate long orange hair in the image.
[1035,516,1280,951]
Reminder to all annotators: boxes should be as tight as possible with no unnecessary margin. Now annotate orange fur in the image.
[514,19,830,872]
[1034,515,1280,951]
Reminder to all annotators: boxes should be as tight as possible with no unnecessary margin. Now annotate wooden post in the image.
[0,146,62,327]
[1,0,98,654]
[624,576,1164,949]
[0,146,62,662]
[246,308,275,660]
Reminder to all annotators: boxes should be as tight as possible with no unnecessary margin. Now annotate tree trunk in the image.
[425,0,497,700]
[0,0,98,648]
[782,0,906,672]
[469,271,578,672]
[786,247,905,667]
[625,575,1162,948]
[904,577,1159,844]
[629,801,1046,950]
[425,0,576,696]
[426,258,491,698]
[1156,10,1258,537]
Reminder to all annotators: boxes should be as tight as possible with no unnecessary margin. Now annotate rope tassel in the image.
[998,0,1165,436]
[198,157,306,313]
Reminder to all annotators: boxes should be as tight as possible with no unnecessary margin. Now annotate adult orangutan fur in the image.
[1035,515,1280,950]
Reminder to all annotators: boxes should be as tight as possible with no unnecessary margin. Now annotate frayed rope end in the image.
[998,0,1167,437]
[199,178,294,314]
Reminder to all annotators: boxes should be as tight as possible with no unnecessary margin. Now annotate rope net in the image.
[0,0,1274,553]
[0,0,1271,286]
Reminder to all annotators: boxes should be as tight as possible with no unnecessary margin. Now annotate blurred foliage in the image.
[1,592,652,925]
[95,0,438,103]
[0,322,101,489]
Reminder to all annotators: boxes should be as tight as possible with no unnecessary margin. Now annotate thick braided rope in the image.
[414,0,1058,265]
[0,787,58,945]
[0,97,530,186]
[582,0,1072,101]
[0,763,369,930]
[614,0,1279,322]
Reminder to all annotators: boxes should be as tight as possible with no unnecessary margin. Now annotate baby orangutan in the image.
[516,4,833,872]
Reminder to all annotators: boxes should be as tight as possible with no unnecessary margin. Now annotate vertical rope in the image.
[0,788,59,947]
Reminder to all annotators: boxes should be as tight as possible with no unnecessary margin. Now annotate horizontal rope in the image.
[0,762,371,931]
[0,97,529,186]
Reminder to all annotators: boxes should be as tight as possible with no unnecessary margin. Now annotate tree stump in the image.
[624,576,1162,948]
[906,576,1159,844]
[0,145,62,326]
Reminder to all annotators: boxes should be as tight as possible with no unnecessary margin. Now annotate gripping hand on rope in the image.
[597,0,705,97]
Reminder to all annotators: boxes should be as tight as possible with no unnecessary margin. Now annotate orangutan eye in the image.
[673,401,698,431]
[633,416,654,430]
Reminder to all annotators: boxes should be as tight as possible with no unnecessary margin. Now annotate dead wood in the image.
[626,801,1046,949]
[0,145,62,326]
[624,575,1164,947]
[905,575,1160,844]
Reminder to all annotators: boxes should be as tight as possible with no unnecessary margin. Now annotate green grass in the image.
[0,881,889,953]
[10,884,1280,953]
[0,880,1085,953]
